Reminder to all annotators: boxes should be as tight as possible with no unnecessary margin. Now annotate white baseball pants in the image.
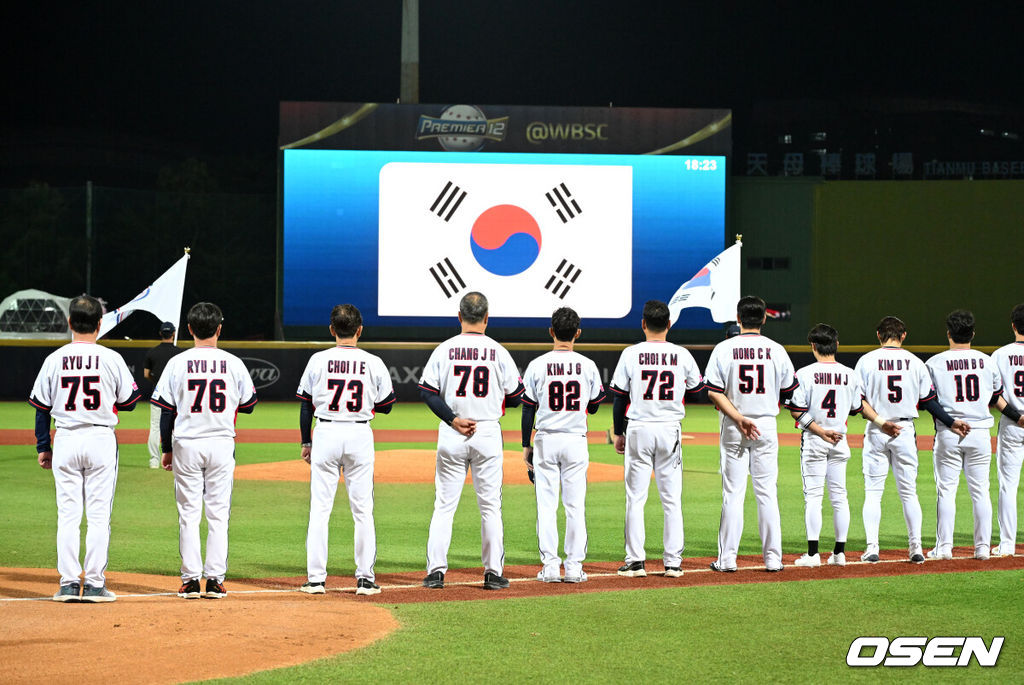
[861,421,923,549]
[624,422,684,567]
[717,416,782,569]
[52,426,119,587]
[996,416,1024,553]
[147,403,161,465]
[533,432,589,576]
[933,427,992,554]
[307,422,376,582]
[426,421,504,576]
[172,436,235,582]
[799,433,850,543]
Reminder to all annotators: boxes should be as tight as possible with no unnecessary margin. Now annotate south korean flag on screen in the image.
[378,162,632,318]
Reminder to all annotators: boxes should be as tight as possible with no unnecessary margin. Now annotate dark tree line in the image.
[0,160,277,339]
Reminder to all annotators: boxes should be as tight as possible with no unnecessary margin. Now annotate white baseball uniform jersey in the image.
[704,332,796,570]
[926,348,1002,556]
[992,341,1024,554]
[788,361,862,545]
[855,345,935,554]
[611,340,703,568]
[522,349,605,578]
[420,332,524,577]
[296,345,396,583]
[30,341,140,590]
[151,346,257,584]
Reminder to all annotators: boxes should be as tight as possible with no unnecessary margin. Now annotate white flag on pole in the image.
[98,253,190,340]
[667,241,741,326]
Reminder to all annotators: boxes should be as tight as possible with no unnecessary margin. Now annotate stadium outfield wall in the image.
[0,339,994,403]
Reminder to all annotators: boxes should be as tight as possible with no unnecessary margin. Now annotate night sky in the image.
[6,2,1022,166]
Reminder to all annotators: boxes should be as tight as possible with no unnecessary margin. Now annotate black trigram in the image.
[429,181,467,222]
[429,258,466,299]
[546,183,582,223]
[544,259,582,299]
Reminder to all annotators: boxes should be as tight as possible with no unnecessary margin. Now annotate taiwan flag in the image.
[377,162,632,318]
[667,241,741,325]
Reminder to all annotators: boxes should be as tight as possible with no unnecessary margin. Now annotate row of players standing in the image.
[30,293,1024,601]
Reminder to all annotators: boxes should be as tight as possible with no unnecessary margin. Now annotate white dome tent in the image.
[0,289,73,340]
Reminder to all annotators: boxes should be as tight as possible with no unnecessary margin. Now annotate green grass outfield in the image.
[2,401,1022,681]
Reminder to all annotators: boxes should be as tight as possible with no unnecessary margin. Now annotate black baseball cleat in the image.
[483,572,510,590]
[422,571,444,589]
[709,562,737,573]
[664,566,684,578]
[177,578,201,599]
[356,578,382,596]
[617,561,647,577]
[203,578,227,598]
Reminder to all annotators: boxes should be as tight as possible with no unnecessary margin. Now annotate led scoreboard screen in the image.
[279,103,730,339]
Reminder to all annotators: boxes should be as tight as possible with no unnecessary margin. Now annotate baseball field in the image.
[2,400,1022,682]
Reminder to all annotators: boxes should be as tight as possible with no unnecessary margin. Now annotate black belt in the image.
[318,419,368,424]
[896,418,914,422]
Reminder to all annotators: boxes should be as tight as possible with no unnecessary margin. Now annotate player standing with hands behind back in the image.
[296,304,396,596]
[705,296,796,573]
[610,300,703,578]
[419,292,525,591]
[30,295,142,602]
[855,316,968,564]
[151,303,257,599]
[925,310,1021,560]
[787,324,899,568]
[521,307,606,583]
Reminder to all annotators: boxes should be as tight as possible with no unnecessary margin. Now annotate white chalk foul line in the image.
[2,553,1011,602]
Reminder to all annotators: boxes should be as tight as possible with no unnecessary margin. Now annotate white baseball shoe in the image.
[860,545,880,563]
[794,553,821,568]
[563,571,588,583]
[991,545,1015,558]
[827,552,846,567]
[536,567,562,583]
[664,566,684,578]
[975,545,990,561]
[926,547,953,560]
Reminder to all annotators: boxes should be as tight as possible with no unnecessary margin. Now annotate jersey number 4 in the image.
[61,376,101,411]
[326,379,364,412]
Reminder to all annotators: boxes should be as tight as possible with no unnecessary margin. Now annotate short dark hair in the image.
[876,316,906,343]
[68,295,103,334]
[642,300,670,333]
[187,302,223,339]
[946,309,975,344]
[1011,303,1024,336]
[807,323,838,357]
[459,291,488,324]
[551,307,580,342]
[737,295,766,329]
[330,304,362,337]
